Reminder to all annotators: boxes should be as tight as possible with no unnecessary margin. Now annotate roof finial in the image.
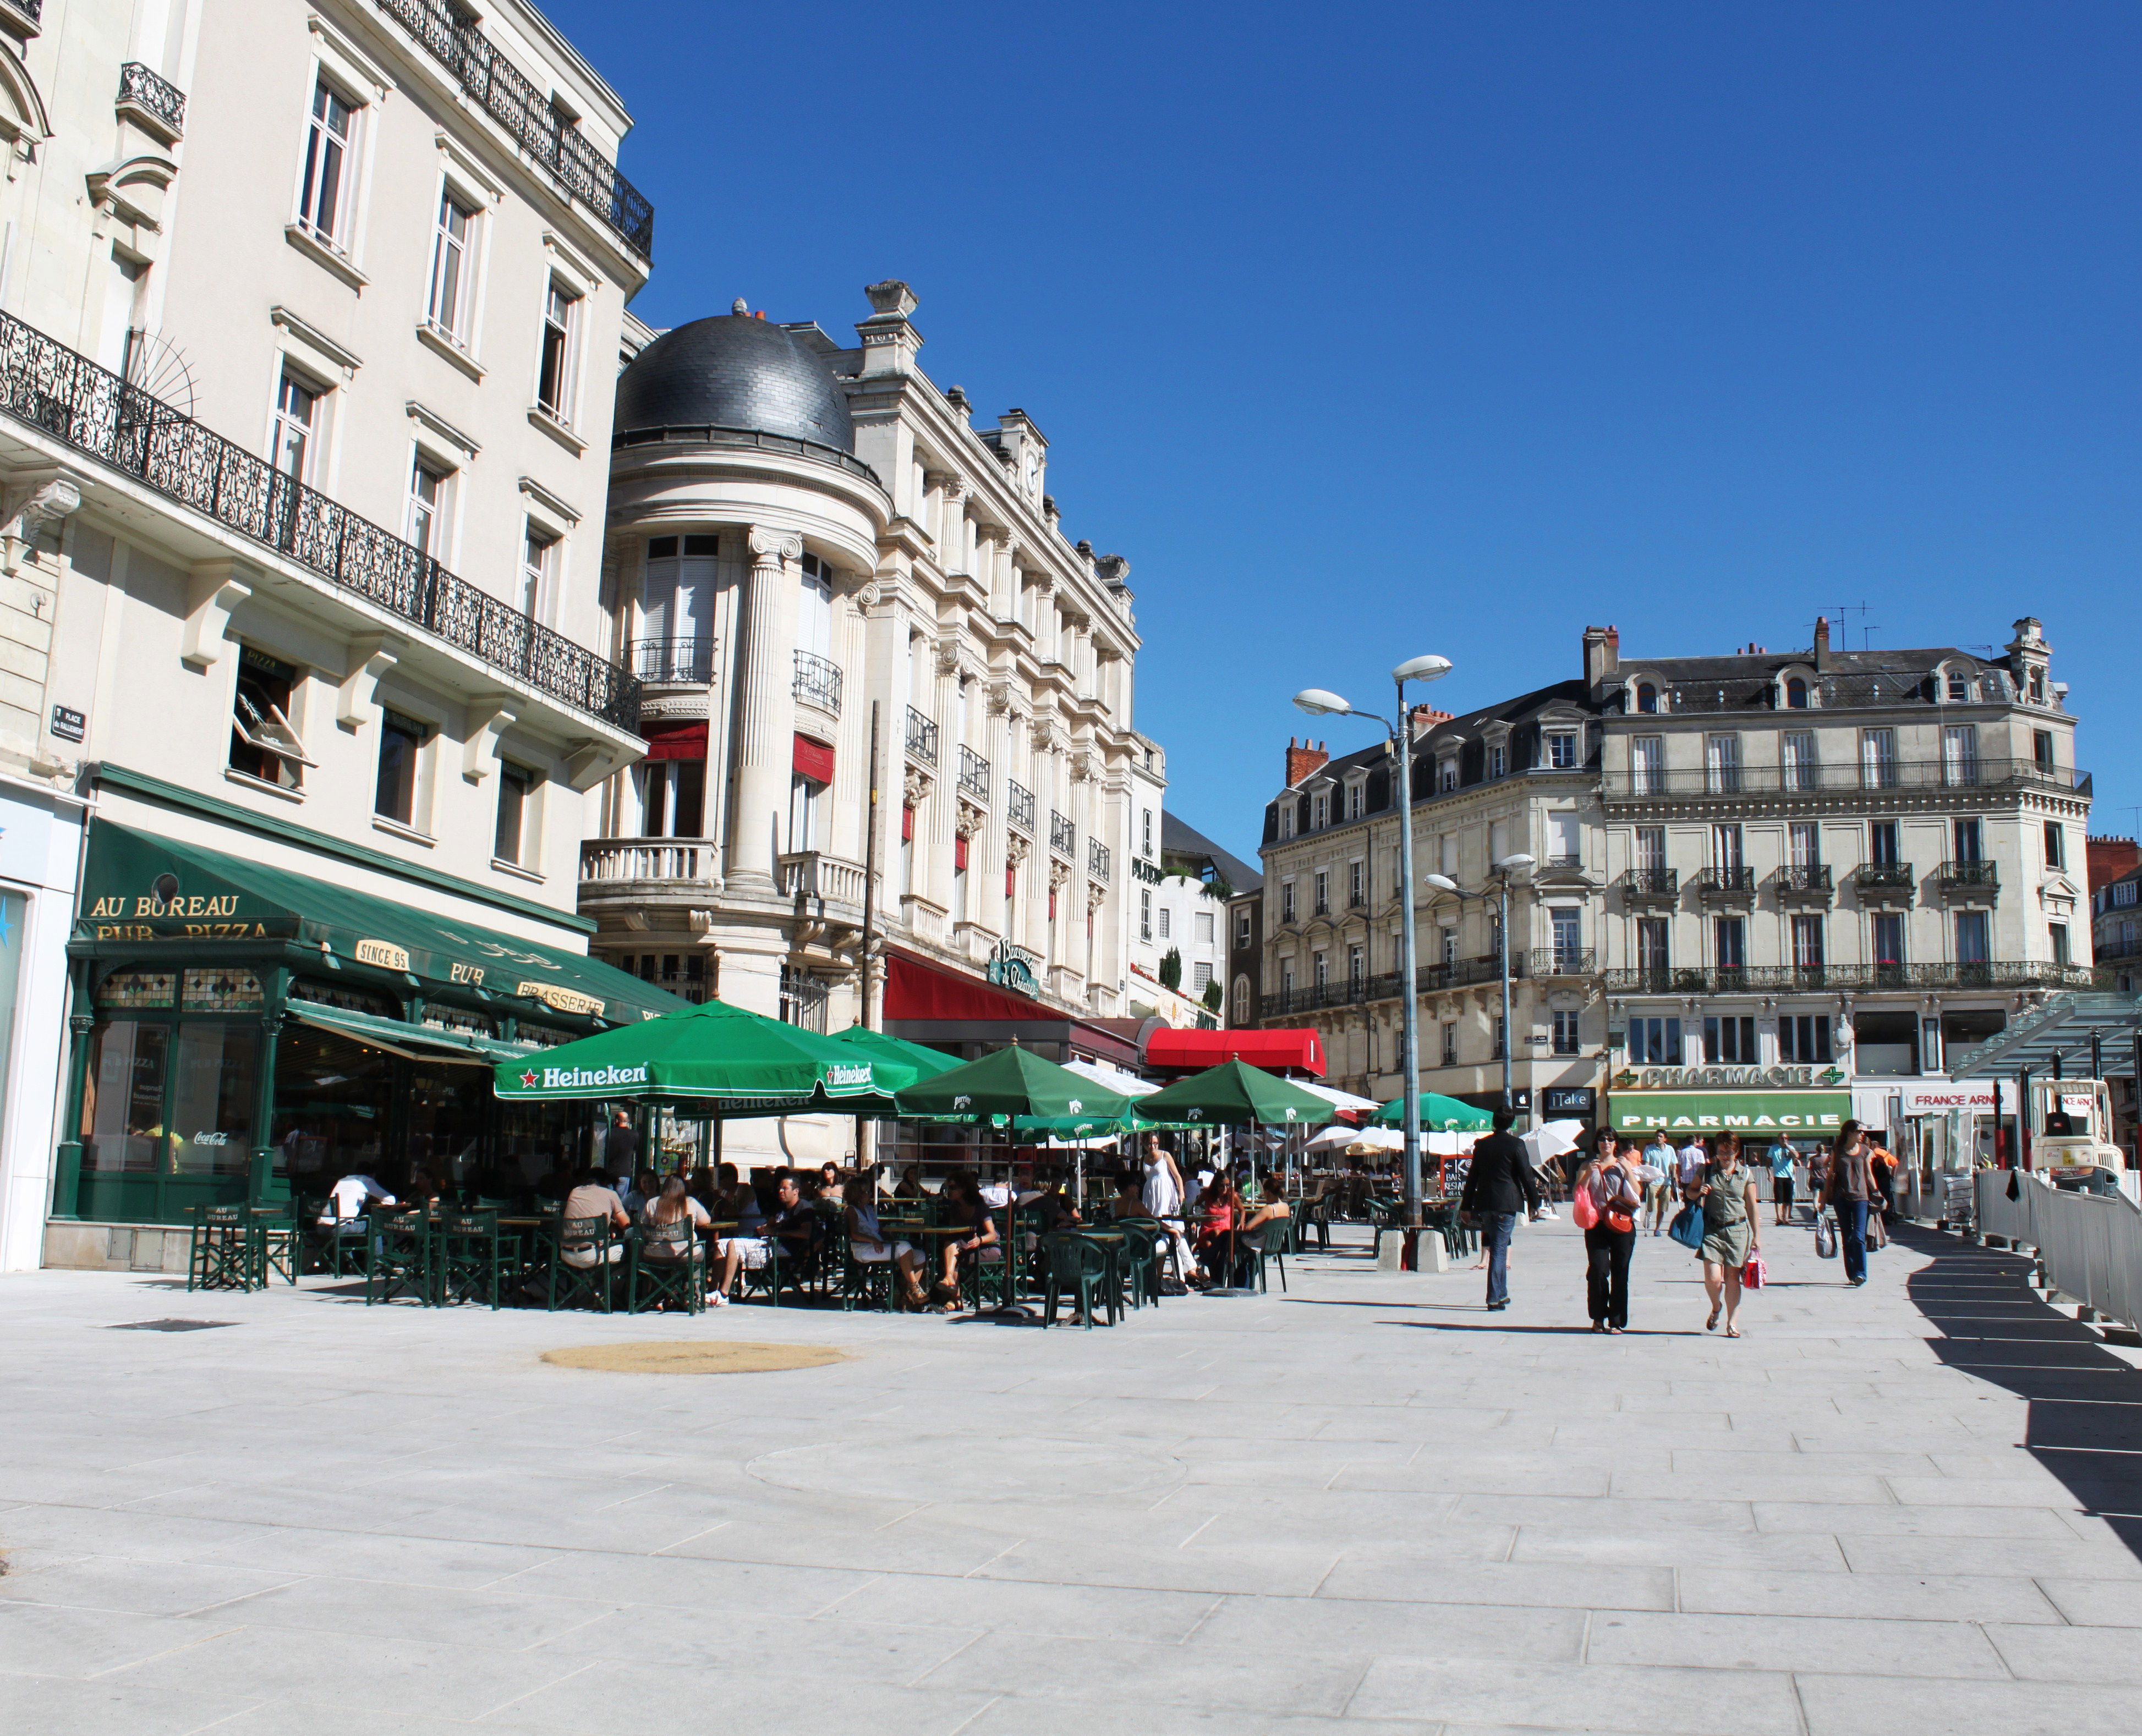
[731,298,748,315]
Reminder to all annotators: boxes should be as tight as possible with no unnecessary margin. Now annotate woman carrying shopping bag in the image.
[1576,1133,1644,1334]
[1821,1119,1891,1287]
[1695,1132,1762,1337]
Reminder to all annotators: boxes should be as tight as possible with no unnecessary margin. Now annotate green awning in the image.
[289,1001,527,1067]
[1606,1091,1852,1134]
[78,820,678,1025]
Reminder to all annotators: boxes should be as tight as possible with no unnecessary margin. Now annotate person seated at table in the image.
[1192,1174,1240,1285]
[1108,1172,1148,1222]
[768,1171,824,1272]
[845,1181,927,1309]
[620,1169,655,1216]
[323,1171,394,1226]
[403,1168,443,1208]
[819,1160,843,1197]
[929,1171,1000,1310]
[640,1176,709,1259]
[893,1163,924,1201]
[1032,1174,1082,1235]
[560,1167,631,1268]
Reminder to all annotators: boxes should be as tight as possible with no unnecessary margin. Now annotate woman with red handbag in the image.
[1696,1133,1763,1336]
[1577,1134,1644,1334]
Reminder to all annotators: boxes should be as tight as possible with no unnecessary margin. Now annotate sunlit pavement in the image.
[3,1210,2140,1735]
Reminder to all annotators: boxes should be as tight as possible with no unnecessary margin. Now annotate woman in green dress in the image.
[1696,1131,1762,1337]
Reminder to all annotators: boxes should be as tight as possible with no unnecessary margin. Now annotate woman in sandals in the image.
[1695,1132,1762,1337]
[1578,1134,1643,1333]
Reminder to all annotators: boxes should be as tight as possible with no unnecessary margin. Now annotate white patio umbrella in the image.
[1065,1057,1158,1097]
[1521,1119,1586,1166]
[1294,1079,1380,1117]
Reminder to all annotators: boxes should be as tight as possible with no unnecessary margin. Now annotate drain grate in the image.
[107,1319,235,1332]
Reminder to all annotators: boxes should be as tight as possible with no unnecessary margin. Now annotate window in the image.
[1279,803,1295,839]
[1349,860,1365,906]
[1488,820,1508,865]
[1779,1014,1832,1063]
[1789,822,1820,867]
[1547,732,1577,769]
[1158,906,1172,939]
[1637,917,1669,972]
[1629,1015,1681,1064]
[1195,910,1214,944]
[1140,888,1152,942]
[1313,870,1329,916]
[641,535,717,673]
[1438,758,1458,792]
[1942,723,1979,787]
[228,646,311,789]
[1440,1023,1456,1067]
[1550,811,1580,866]
[2050,922,2071,966]
[494,763,535,865]
[1280,881,1296,923]
[405,453,451,556]
[1860,728,1897,789]
[1195,960,1215,991]
[536,278,579,420]
[1280,960,1295,996]
[1791,914,1825,969]
[1235,911,1250,947]
[374,709,429,826]
[1785,676,1808,709]
[1947,669,1973,701]
[1550,907,1581,970]
[1439,924,1458,965]
[1312,792,1328,829]
[521,525,557,622]
[1871,913,1906,966]
[1953,817,1982,863]
[1714,916,1746,972]
[1313,951,1328,987]
[1552,1010,1580,1055]
[2029,667,2046,704]
[639,755,706,840]
[1635,826,1666,871]
[1488,741,1507,779]
[1782,729,1816,792]
[1141,807,1153,856]
[1347,782,1364,820]
[1870,820,1900,865]
[1712,823,1743,870]
[1705,733,1741,794]
[1636,682,1658,713]
[1705,1015,1756,1063]
[297,78,357,248]
[1954,909,1991,964]
[1345,946,1362,987]
[271,371,320,481]
[789,771,823,853]
[1630,735,1663,794]
[2034,730,2056,773]
[426,190,476,340]
[2044,822,2066,870]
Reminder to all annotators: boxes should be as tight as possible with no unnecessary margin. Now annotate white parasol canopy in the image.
[1308,1123,1402,1151]
[1294,1079,1380,1118]
[1065,1058,1158,1098]
[1521,1119,1587,1165]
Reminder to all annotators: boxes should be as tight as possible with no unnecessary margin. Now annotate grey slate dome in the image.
[613,311,854,452]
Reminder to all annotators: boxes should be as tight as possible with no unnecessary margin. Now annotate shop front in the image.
[1606,1064,1851,1145]
[50,820,681,1248]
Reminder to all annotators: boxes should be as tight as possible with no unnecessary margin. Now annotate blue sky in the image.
[549,0,2141,861]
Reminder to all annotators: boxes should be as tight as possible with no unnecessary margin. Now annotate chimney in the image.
[1408,705,1454,741]
[1285,737,1328,788]
[1583,624,1620,688]
[1814,616,1832,672]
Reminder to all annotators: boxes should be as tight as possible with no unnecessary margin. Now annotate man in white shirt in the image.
[324,1173,394,1224]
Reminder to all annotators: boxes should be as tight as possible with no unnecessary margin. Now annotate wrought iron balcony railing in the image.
[0,307,638,730]
[792,649,841,714]
[1622,867,1679,900]
[1855,861,1915,889]
[1610,671,2025,713]
[1529,947,1596,977]
[1006,780,1036,833]
[1776,865,1834,896]
[1604,757,2089,801]
[1050,811,1076,857]
[1695,865,1757,897]
[1261,951,1535,1019]
[905,705,938,764]
[958,746,990,800]
[117,62,186,137]
[628,636,712,684]
[1089,839,1111,882]
[1606,960,2098,996]
[375,0,654,259]
[612,423,880,485]
[1938,859,1999,889]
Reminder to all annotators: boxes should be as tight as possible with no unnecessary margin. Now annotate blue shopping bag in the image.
[1667,1202,1706,1251]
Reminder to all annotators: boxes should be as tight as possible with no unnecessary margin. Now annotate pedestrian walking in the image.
[1674,1136,1705,1201]
[1821,1119,1891,1287]
[1579,1133,1642,1333]
[1459,1108,1542,1312]
[1642,1130,1675,1233]
[1696,1132,1762,1337]
[1767,1136,1797,1226]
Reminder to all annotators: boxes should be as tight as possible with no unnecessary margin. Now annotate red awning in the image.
[643,721,708,763]
[793,733,835,785]
[1145,1027,1325,1078]
[884,953,1055,1024]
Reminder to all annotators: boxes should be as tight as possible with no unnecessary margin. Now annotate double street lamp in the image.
[1423,854,1536,1119]
[1293,654,1453,1233]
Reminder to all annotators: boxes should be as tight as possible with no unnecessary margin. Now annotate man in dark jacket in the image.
[1460,1108,1544,1311]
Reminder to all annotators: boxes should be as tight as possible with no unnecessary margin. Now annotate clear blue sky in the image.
[549,0,2141,862]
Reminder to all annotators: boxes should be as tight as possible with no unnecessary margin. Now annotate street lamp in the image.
[1423,853,1536,1119]
[1292,653,1453,1234]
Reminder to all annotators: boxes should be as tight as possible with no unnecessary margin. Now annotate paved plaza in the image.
[4,1212,2141,1735]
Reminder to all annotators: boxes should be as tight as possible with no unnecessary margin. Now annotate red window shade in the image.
[1048,888,1057,920]
[1005,864,1016,897]
[642,721,708,763]
[792,734,835,785]
[954,835,969,872]
[901,803,914,842]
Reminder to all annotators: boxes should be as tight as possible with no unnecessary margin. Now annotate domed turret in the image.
[613,308,854,452]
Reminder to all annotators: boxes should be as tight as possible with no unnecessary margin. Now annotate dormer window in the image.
[1946,670,1973,701]
[1311,792,1328,829]
[1785,677,1808,709]
[1546,732,1578,769]
[1346,780,1365,820]
[1438,757,1458,792]
[2029,668,2046,704]
[1279,803,1295,840]
[1636,683,1659,714]
[1488,742,1507,778]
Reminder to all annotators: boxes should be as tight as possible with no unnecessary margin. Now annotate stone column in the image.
[727,527,802,890]
[940,481,968,578]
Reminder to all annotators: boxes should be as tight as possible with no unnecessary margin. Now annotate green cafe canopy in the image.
[1372,1091,1495,1131]
[492,998,916,1110]
[822,1024,967,1119]
[895,1043,1132,1124]
[1133,1059,1338,1128]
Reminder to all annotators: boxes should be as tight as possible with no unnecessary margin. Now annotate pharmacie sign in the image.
[1610,1090,1851,1134]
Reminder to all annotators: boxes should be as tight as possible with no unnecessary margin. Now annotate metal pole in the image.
[1394,699,1423,1233]
[1499,873,1515,1117]
[2018,1066,2031,1170]
[857,701,883,1176]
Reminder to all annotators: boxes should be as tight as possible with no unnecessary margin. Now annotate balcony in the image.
[1536,853,1588,885]
[905,705,938,765]
[1006,780,1036,833]
[958,746,990,801]
[1695,865,1757,904]
[1602,757,2090,804]
[1089,839,1111,882]
[1604,960,2099,996]
[376,0,654,259]
[1260,952,1531,1019]
[0,310,639,732]
[580,837,714,883]
[0,1,41,38]
[792,649,841,715]
[1528,947,1596,978]
[117,61,187,142]
[1938,860,1999,899]
[1775,864,1834,904]
[779,850,869,919]
[1051,811,1075,858]
[629,636,713,684]
[1854,861,1915,905]
[1621,867,1679,908]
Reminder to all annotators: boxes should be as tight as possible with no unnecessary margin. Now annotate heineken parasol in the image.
[894,1043,1132,1123]
[1133,1059,1339,1127]
[823,1024,967,1118]
[1372,1091,1494,1131]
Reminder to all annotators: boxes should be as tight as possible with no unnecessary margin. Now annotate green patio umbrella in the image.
[1371,1091,1494,1131]
[1133,1059,1339,1128]
[491,997,915,1111]
[823,1025,967,1119]
[895,1043,1132,1123]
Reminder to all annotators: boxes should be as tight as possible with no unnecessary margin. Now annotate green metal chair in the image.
[1252,1216,1292,1294]
[1112,1218,1164,1310]
[366,1207,434,1305]
[188,1204,257,1292]
[839,1238,899,1312]
[437,1209,505,1308]
[1040,1232,1117,1328]
[545,1215,620,1312]
[251,1208,300,1287]
[628,1221,705,1315]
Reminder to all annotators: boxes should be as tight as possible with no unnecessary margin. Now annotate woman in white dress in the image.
[1141,1134,1199,1281]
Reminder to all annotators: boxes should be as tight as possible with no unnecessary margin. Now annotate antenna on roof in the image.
[1829,601,1876,650]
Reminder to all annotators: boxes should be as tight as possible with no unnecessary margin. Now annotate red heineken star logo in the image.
[519,1070,539,1088]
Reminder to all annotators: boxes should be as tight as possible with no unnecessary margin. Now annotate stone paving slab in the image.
[2,1210,2140,1734]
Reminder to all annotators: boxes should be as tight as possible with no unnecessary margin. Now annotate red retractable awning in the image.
[642,721,708,762]
[883,953,1054,1024]
[1145,1027,1325,1078]
[793,733,835,784]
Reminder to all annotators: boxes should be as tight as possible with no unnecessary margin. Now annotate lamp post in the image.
[1294,653,1453,1233]
[1423,853,1537,1120]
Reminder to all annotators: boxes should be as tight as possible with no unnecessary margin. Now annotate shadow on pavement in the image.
[1899,1223,2142,1558]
